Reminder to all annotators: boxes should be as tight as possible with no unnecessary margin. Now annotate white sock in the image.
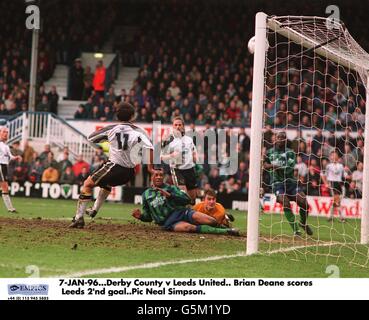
[92,188,111,213]
[330,204,335,218]
[338,206,344,219]
[76,199,90,219]
[2,193,15,211]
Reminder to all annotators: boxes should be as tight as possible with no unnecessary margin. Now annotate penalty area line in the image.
[57,242,341,278]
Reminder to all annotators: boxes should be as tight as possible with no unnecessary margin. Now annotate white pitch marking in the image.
[57,242,341,278]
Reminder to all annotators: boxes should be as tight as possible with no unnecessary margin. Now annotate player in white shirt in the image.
[70,103,154,228]
[321,150,346,222]
[161,117,198,202]
[0,127,22,213]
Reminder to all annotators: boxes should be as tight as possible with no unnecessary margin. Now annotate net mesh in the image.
[260,15,369,268]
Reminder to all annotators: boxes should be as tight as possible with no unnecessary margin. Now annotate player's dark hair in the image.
[153,165,164,172]
[204,189,217,199]
[276,131,286,139]
[116,102,135,122]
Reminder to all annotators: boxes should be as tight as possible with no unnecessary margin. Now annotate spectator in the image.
[69,58,84,100]
[48,85,59,114]
[320,181,330,197]
[208,168,223,191]
[36,95,51,112]
[83,97,94,117]
[100,106,114,121]
[295,155,308,178]
[28,159,44,183]
[82,66,94,100]
[94,146,108,162]
[23,141,35,164]
[168,81,181,99]
[91,105,102,120]
[311,129,324,155]
[11,157,28,183]
[72,154,90,177]
[74,104,88,119]
[93,60,106,97]
[352,162,363,192]
[233,161,248,186]
[57,147,73,162]
[347,181,362,199]
[76,166,89,185]
[307,179,320,196]
[39,144,51,163]
[42,165,59,183]
[105,87,116,105]
[58,151,73,173]
[90,155,104,172]
[342,143,357,171]
[59,166,76,184]
[43,152,58,169]
[10,141,23,157]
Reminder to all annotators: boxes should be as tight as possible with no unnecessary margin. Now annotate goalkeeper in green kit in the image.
[264,132,313,237]
[132,168,240,236]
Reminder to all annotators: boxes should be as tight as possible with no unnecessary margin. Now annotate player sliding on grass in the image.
[132,168,240,236]
[69,102,154,228]
[264,132,313,237]
[193,189,235,227]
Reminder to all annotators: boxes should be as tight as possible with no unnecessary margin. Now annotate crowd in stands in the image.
[0,3,54,116]
[68,1,366,199]
[6,124,364,199]
[0,0,118,116]
[8,142,109,187]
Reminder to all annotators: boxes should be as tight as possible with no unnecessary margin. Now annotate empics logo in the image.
[8,284,49,296]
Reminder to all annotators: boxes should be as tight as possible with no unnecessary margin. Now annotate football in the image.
[248,36,269,54]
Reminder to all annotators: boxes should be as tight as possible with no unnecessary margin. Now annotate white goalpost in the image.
[247,12,369,255]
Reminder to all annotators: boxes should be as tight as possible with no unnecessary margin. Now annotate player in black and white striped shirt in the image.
[0,127,22,213]
[70,102,154,228]
[321,150,346,222]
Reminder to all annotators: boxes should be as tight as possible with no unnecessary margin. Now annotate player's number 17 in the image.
[116,133,129,150]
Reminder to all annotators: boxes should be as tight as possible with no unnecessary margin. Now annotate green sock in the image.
[284,207,299,233]
[299,208,308,225]
[196,225,229,235]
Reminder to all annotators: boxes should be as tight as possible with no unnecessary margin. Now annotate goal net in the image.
[247,13,369,268]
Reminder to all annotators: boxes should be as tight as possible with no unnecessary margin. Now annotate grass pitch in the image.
[0,198,368,278]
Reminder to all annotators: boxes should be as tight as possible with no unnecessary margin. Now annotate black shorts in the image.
[91,161,135,188]
[330,182,343,195]
[174,167,198,190]
[0,164,8,182]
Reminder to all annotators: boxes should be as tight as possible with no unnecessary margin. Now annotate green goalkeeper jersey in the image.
[265,147,296,184]
[140,184,192,225]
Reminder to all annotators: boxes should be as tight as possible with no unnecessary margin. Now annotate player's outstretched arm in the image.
[88,125,116,143]
[132,208,142,220]
[136,195,154,223]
